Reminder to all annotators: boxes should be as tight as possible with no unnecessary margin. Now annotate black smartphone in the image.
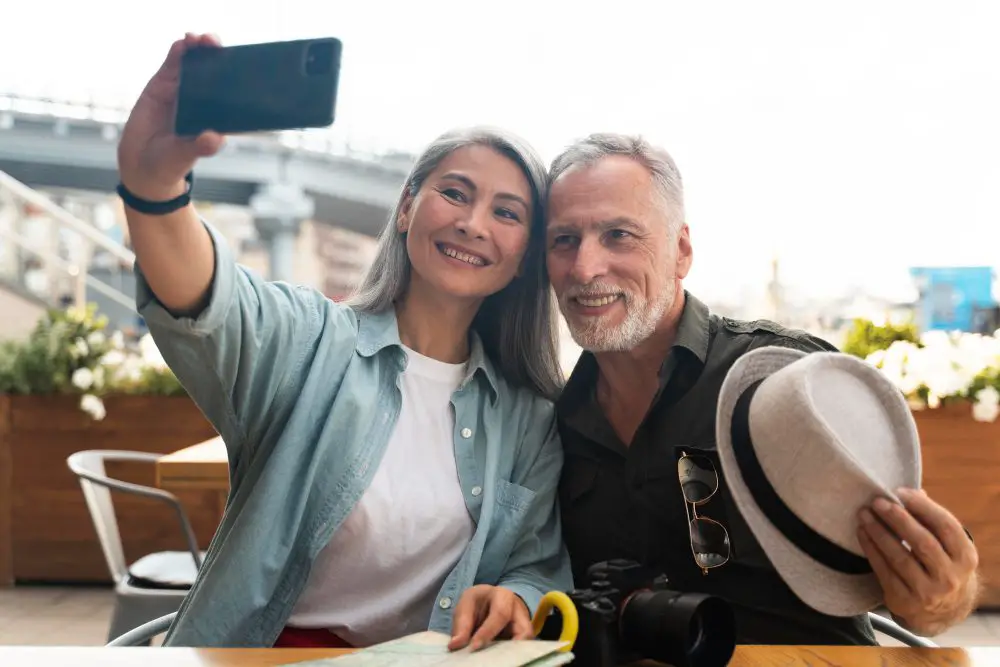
[174,37,342,136]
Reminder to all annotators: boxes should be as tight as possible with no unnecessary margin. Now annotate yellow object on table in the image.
[531,591,580,652]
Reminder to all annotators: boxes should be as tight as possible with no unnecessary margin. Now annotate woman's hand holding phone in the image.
[117,33,225,203]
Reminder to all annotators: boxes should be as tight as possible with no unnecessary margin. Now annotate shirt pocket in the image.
[477,478,536,582]
[559,453,600,507]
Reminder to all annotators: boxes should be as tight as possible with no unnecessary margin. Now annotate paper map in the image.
[279,631,574,667]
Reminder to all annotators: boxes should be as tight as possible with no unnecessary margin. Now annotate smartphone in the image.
[174,37,342,136]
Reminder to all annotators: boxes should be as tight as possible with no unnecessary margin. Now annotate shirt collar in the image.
[355,306,500,400]
[557,290,711,413]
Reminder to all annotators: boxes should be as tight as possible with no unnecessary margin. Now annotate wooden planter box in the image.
[914,403,1000,608]
[0,394,219,586]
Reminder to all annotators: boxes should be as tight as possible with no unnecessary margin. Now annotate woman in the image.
[117,33,572,649]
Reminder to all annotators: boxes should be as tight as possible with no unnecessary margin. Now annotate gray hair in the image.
[549,133,685,231]
[348,127,563,400]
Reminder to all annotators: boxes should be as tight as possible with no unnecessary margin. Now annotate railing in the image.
[0,170,136,318]
[0,90,418,168]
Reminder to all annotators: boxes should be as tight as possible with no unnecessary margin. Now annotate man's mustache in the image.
[562,282,629,301]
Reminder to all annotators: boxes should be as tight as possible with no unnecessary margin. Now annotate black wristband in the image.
[117,172,194,215]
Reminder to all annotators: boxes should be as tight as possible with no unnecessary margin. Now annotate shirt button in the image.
[461,427,472,439]
[471,486,482,497]
[439,597,452,609]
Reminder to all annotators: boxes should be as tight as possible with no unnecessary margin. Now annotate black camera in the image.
[567,559,736,667]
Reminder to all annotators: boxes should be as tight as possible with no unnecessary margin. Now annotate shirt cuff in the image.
[135,219,238,337]
[500,581,543,619]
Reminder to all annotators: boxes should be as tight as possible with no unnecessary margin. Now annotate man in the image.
[449,133,981,651]
[539,133,980,645]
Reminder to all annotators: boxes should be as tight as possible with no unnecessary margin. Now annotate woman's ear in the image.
[397,195,414,233]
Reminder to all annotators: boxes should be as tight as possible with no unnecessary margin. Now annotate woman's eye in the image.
[496,208,521,222]
[441,188,467,202]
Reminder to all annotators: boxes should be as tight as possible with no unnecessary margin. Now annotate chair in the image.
[868,612,938,648]
[67,450,206,644]
[106,612,177,646]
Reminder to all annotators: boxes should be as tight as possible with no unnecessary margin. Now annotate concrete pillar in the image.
[249,183,315,284]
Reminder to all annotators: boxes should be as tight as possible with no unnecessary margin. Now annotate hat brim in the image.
[715,346,883,617]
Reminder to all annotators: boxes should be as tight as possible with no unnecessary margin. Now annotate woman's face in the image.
[398,144,534,303]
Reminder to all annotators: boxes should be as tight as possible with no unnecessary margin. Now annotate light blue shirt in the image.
[137,222,573,647]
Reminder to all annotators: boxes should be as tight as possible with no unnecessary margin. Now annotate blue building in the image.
[910,266,997,333]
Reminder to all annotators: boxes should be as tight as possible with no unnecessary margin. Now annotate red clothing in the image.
[273,626,354,648]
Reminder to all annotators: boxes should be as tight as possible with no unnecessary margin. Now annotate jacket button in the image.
[439,597,452,609]
[471,486,482,497]
[461,427,473,438]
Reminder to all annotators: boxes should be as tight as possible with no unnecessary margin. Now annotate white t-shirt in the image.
[285,345,476,646]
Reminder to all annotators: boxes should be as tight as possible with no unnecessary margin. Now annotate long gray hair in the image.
[348,127,563,400]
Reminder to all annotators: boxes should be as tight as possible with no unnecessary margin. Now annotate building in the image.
[910,266,997,333]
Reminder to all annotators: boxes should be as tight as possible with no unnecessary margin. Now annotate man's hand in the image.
[448,585,534,652]
[858,487,980,636]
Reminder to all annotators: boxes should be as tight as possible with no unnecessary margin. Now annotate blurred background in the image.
[0,0,998,649]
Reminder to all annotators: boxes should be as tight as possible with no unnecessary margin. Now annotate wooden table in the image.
[156,437,230,492]
[156,437,230,520]
[1,646,998,665]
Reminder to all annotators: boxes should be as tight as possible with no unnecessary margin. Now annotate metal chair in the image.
[868,612,938,648]
[67,450,205,644]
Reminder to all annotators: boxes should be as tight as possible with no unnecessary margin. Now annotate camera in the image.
[567,559,736,667]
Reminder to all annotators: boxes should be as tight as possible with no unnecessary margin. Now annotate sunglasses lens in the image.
[678,455,718,504]
[690,517,731,569]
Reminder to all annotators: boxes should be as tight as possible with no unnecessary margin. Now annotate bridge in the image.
[0,93,415,238]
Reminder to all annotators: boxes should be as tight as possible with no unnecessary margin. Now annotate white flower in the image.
[86,331,106,348]
[110,330,125,350]
[138,334,168,370]
[100,349,126,368]
[972,386,1000,423]
[66,306,86,323]
[976,386,1000,406]
[71,338,89,359]
[79,394,106,421]
[972,400,1000,423]
[71,367,94,391]
[869,330,1000,411]
[93,365,106,390]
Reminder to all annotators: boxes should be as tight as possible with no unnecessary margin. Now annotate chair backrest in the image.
[66,449,198,583]
[106,611,177,646]
[868,612,938,648]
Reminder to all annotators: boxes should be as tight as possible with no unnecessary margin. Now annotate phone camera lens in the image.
[305,41,334,76]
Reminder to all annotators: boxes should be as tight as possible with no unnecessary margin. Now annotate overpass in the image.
[0,93,415,238]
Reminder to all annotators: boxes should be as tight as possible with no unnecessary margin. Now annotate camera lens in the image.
[620,589,735,667]
[305,40,334,76]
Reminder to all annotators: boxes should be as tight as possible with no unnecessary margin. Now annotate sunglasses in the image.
[677,451,732,574]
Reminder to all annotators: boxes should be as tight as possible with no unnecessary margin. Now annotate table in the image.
[1,646,998,666]
[156,437,230,520]
[156,437,230,492]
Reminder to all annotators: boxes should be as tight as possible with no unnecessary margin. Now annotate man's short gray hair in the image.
[548,133,685,230]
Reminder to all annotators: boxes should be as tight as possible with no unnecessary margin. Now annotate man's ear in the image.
[397,195,414,233]
[675,223,693,279]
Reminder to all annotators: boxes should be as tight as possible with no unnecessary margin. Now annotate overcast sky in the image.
[2,0,998,303]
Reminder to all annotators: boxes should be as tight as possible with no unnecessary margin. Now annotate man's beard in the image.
[559,280,675,353]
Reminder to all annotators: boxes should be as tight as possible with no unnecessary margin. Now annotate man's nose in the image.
[569,239,607,285]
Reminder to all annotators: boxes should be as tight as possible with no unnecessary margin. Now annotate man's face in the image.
[546,156,692,352]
